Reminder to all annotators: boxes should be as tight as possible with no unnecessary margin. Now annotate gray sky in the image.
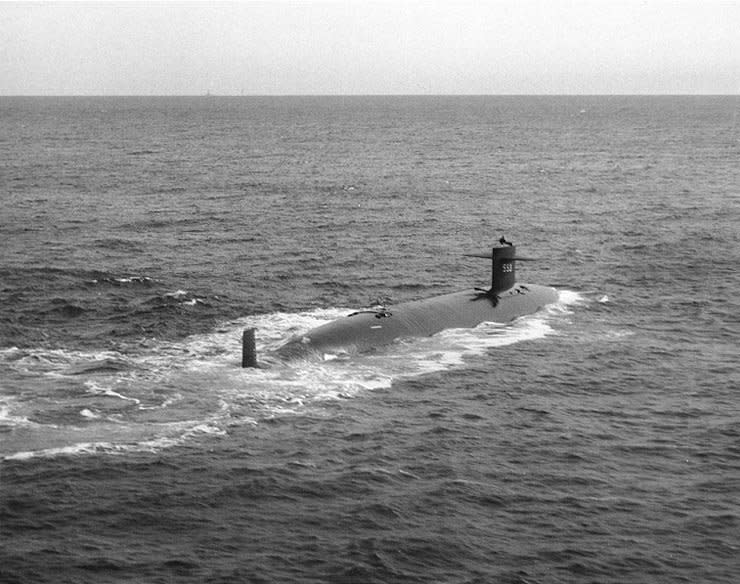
[2,0,738,95]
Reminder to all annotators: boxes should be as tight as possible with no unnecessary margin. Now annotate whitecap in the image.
[84,381,141,405]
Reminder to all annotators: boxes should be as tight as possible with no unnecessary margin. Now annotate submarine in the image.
[242,239,558,367]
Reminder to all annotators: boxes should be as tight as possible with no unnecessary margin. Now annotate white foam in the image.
[0,347,128,377]
[1,291,583,460]
[2,420,228,461]
[5,442,112,461]
[115,276,152,284]
[0,403,31,427]
[84,381,142,404]
[555,288,585,310]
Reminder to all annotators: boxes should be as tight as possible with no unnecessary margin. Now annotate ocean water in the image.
[0,96,738,583]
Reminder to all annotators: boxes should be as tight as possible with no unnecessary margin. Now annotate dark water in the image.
[1,96,738,583]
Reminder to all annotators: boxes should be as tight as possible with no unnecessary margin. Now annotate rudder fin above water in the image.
[242,328,258,368]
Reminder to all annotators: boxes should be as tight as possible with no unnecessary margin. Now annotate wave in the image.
[92,237,145,253]
[1,265,146,287]
[42,301,87,318]
[0,290,582,460]
[3,423,227,462]
[89,275,155,286]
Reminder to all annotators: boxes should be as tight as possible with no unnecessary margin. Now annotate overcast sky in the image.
[1,1,738,95]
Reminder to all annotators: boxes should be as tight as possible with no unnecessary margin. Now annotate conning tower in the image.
[464,239,532,296]
[490,244,517,294]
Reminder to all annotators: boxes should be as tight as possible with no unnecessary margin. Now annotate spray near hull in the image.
[242,241,557,367]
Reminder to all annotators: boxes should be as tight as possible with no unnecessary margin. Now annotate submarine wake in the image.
[0,291,580,460]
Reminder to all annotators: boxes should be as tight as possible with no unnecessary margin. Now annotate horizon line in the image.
[2,93,738,98]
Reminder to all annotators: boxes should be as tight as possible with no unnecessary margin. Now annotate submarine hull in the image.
[275,283,557,360]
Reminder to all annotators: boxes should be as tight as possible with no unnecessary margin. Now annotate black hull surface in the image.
[275,283,557,360]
